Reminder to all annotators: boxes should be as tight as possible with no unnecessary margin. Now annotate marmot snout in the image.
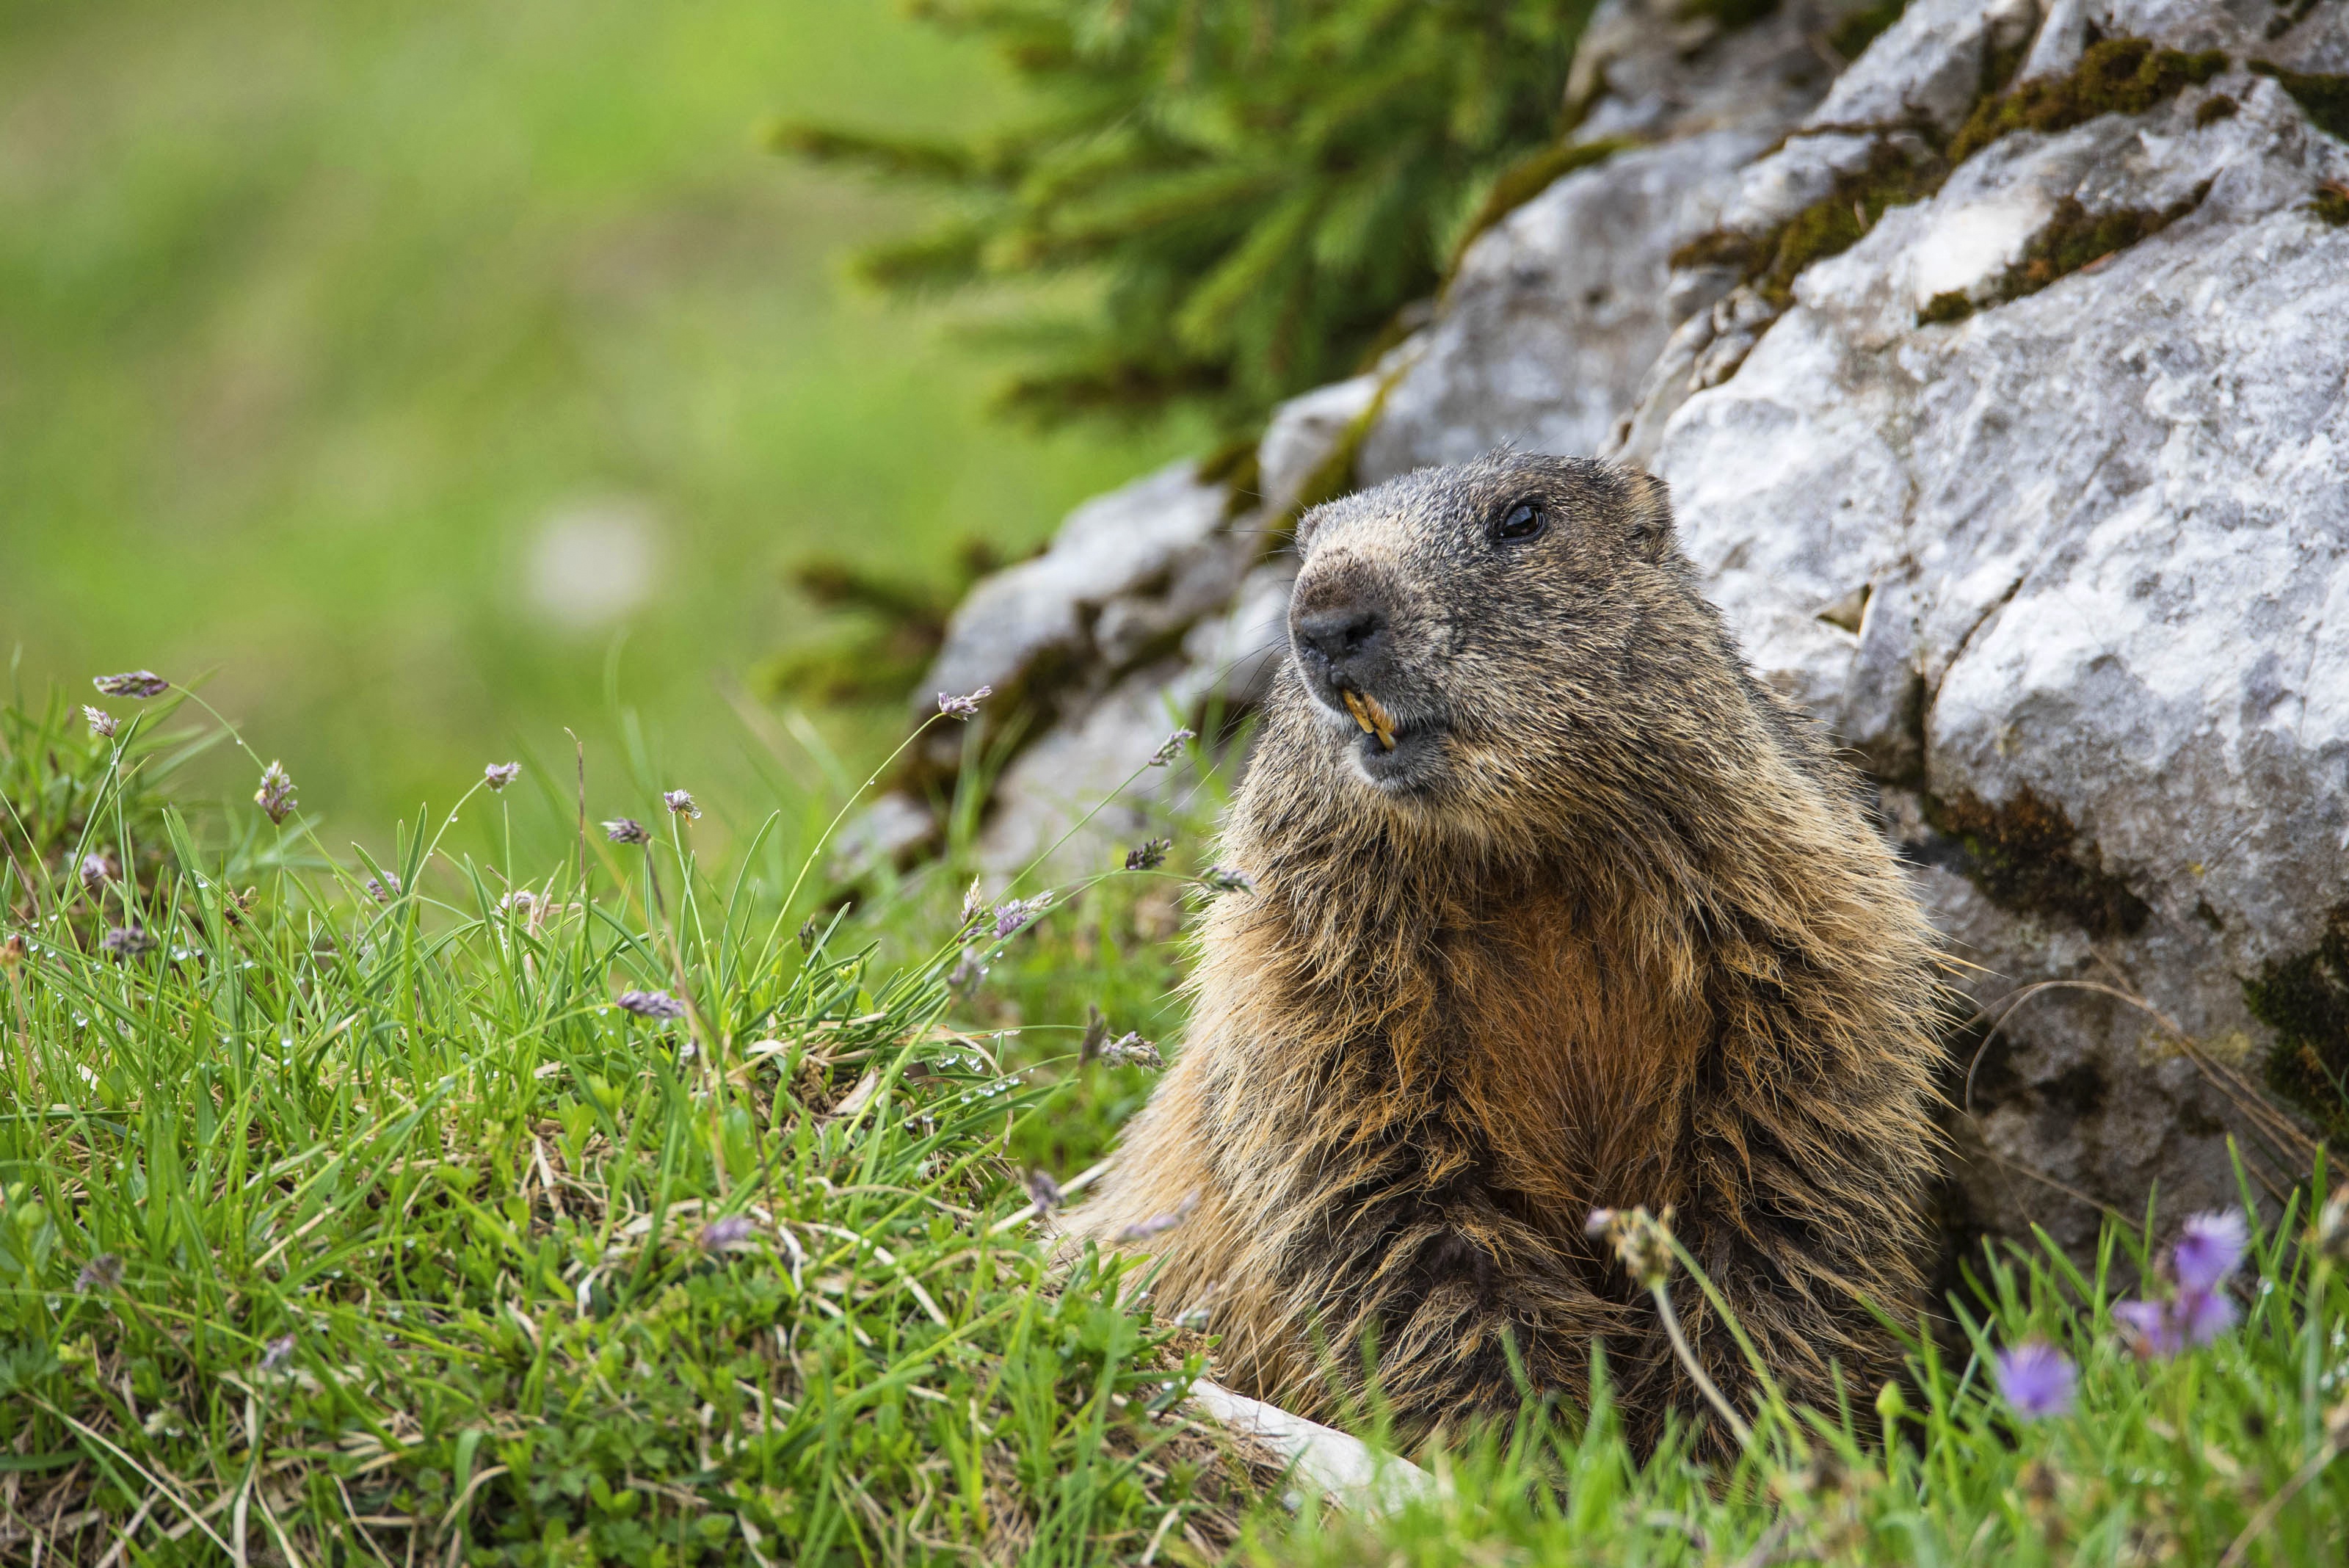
[1068,451,1945,1448]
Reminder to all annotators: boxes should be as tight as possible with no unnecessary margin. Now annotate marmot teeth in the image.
[1341,691,1397,750]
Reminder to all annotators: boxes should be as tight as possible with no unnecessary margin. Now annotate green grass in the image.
[0,0,1196,838]
[6,684,2347,1567]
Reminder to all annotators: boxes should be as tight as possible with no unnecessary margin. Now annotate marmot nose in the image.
[1294,605,1389,685]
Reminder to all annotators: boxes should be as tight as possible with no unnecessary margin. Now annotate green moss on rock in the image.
[1671,137,1951,306]
[2312,180,2349,227]
[2245,904,2349,1137]
[2195,94,2240,126]
[1949,39,2228,165]
[2248,60,2349,139]
[1915,182,2210,325]
[1828,0,1909,62]
[1922,785,2152,938]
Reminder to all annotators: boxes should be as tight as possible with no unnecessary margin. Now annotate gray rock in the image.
[1259,376,1382,518]
[1357,0,1879,483]
[976,662,1205,879]
[1182,565,1296,715]
[1567,0,1871,142]
[1653,72,2349,1246]
[1358,131,1776,482]
[1809,0,2042,128]
[918,460,1241,724]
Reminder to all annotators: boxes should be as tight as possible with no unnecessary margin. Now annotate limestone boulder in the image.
[1652,62,2349,1246]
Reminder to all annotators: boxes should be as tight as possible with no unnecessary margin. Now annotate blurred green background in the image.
[0,0,1189,845]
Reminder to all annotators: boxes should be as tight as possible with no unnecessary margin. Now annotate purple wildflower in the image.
[1025,1168,1064,1214]
[258,1332,297,1373]
[255,761,297,825]
[364,874,402,904]
[937,685,993,721]
[1147,728,1196,766]
[2173,1210,2248,1293]
[84,706,118,739]
[76,1254,125,1293]
[1199,865,1255,895]
[994,895,1050,941]
[80,854,112,893]
[616,989,686,1020]
[484,761,522,791]
[93,671,168,699]
[699,1216,757,1253]
[603,818,650,845]
[1125,838,1172,872]
[1994,1342,2076,1420]
[2115,1289,2237,1357]
[662,788,700,819]
[2115,1209,2251,1357]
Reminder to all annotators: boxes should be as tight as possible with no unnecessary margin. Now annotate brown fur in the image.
[1065,452,1945,1448]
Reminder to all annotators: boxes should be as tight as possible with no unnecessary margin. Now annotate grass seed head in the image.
[994,895,1050,940]
[101,925,155,959]
[604,817,650,845]
[937,684,993,720]
[365,874,402,904]
[663,788,701,819]
[1100,1031,1162,1069]
[1125,838,1171,871]
[255,761,297,824]
[75,1253,124,1293]
[1148,727,1196,766]
[1199,865,1254,895]
[484,761,522,791]
[617,988,686,1020]
[1586,1205,1675,1291]
[1025,1168,1064,1214]
[82,705,118,738]
[92,670,169,698]
[80,853,111,893]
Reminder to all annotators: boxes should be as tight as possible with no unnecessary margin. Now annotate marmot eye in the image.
[1491,501,1546,543]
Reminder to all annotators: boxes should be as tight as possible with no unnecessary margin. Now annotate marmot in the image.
[1067,451,1944,1446]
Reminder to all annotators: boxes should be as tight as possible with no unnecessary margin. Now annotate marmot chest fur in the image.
[1067,452,1945,1445]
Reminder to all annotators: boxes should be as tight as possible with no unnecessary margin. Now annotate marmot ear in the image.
[1622,468,1674,559]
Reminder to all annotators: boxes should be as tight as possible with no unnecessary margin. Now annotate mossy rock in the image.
[2245,904,2349,1137]
[2248,61,2349,141]
[1917,184,2210,326]
[1949,39,2228,166]
[1922,785,2150,939]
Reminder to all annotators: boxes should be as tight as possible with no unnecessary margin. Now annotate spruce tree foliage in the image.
[781,0,1600,432]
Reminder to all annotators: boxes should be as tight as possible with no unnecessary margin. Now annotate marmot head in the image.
[1279,450,1729,825]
